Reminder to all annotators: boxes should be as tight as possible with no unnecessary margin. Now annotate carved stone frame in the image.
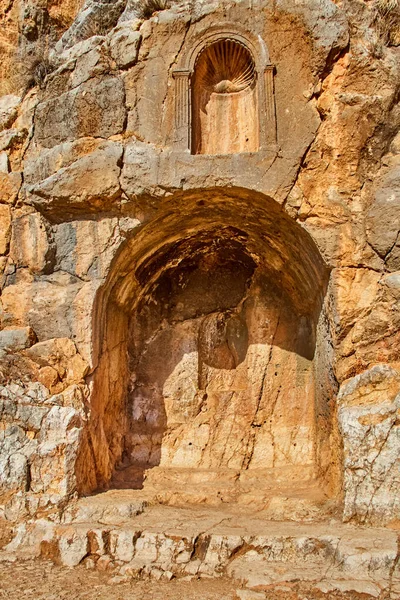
[172,26,277,154]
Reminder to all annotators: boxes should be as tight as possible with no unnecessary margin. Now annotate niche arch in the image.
[79,189,341,510]
[192,39,259,154]
[172,26,277,153]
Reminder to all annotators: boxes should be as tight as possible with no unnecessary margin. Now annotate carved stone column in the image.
[172,69,191,150]
[264,65,277,146]
[258,65,277,150]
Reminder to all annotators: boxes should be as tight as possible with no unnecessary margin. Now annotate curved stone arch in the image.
[93,188,328,332]
[80,188,339,507]
[172,26,276,152]
[176,25,271,73]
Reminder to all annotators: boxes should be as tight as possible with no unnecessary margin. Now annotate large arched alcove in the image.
[81,189,339,507]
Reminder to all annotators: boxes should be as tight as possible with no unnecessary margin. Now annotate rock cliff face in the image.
[0,0,399,536]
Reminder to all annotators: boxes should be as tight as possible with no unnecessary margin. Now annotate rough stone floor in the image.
[0,558,388,600]
[1,491,399,599]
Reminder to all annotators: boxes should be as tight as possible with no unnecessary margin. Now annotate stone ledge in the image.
[3,498,399,597]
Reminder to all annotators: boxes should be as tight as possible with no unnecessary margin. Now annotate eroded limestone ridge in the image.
[0,0,399,595]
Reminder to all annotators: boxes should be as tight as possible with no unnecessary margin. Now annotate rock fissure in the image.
[0,1,400,595]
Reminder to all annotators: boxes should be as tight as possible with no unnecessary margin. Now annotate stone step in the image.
[62,490,148,525]
[139,468,335,519]
[61,484,336,525]
[4,497,399,598]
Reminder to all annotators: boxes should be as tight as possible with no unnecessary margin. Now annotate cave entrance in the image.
[85,190,337,507]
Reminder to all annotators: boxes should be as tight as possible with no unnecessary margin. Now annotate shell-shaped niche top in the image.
[195,39,256,94]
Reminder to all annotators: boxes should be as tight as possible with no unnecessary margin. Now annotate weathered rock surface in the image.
[0,171,21,204]
[366,161,400,266]
[0,0,400,590]
[9,211,53,273]
[0,376,88,521]
[0,327,36,357]
[54,0,126,53]
[0,96,20,132]
[26,141,123,218]
[4,498,400,598]
[34,76,126,148]
[338,365,400,526]
[108,23,142,69]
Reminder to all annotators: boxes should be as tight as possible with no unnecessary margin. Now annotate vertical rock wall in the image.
[0,0,399,525]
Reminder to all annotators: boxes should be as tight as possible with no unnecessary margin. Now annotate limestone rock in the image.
[0,426,34,493]
[1,272,84,340]
[0,377,87,519]
[9,212,53,273]
[34,76,126,148]
[235,591,266,600]
[37,366,59,390]
[57,527,89,567]
[12,89,38,133]
[54,217,121,280]
[118,2,142,22]
[23,137,108,185]
[25,338,77,365]
[62,490,146,525]
[331,268,400,381]
[316,580,382,598]
[0,129,21,152]
[7,505,398,594]
[25,338,89,386]
[0,205,11,255]
[338,365,400,525]
[0,152,9,173]
[0,381,49,406]
[275,0,349,64]
[26,141,123,218]
[0,95,20,132]
[1,0,400,570]
[382,271,400,290]
[108,25,142,69]
[52,37,111,90]
[0,172,21,204]
[30,405,85,498]
[51,36,105,70]
[14,404,49,432]
[120,140,162,197]
[337,364,400,406]
[55,0,126,53]
[366,163,400,262]
[0,327,36,357]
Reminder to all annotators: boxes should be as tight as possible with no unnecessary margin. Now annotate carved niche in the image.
[173,27,277,155]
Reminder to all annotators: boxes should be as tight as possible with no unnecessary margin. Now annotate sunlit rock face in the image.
[0,0,400,529]
[125,231,319,491]
[88,191,334,510]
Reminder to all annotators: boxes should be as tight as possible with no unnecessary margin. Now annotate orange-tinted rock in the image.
[0,172,21,204]
[0,0,399,551]
[9,212,52,273]
[37,366,60,390]
[0,204,11,255]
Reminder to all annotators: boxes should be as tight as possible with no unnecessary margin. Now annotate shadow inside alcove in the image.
[110,228,320,491]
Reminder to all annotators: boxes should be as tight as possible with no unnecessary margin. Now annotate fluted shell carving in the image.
[195,39,256,94]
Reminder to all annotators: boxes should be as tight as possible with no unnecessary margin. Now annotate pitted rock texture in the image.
[3,497,400,599]
[0,340,90,521]
[2,559,394,600]
[0,0,399,574]
[338,364,400,526]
